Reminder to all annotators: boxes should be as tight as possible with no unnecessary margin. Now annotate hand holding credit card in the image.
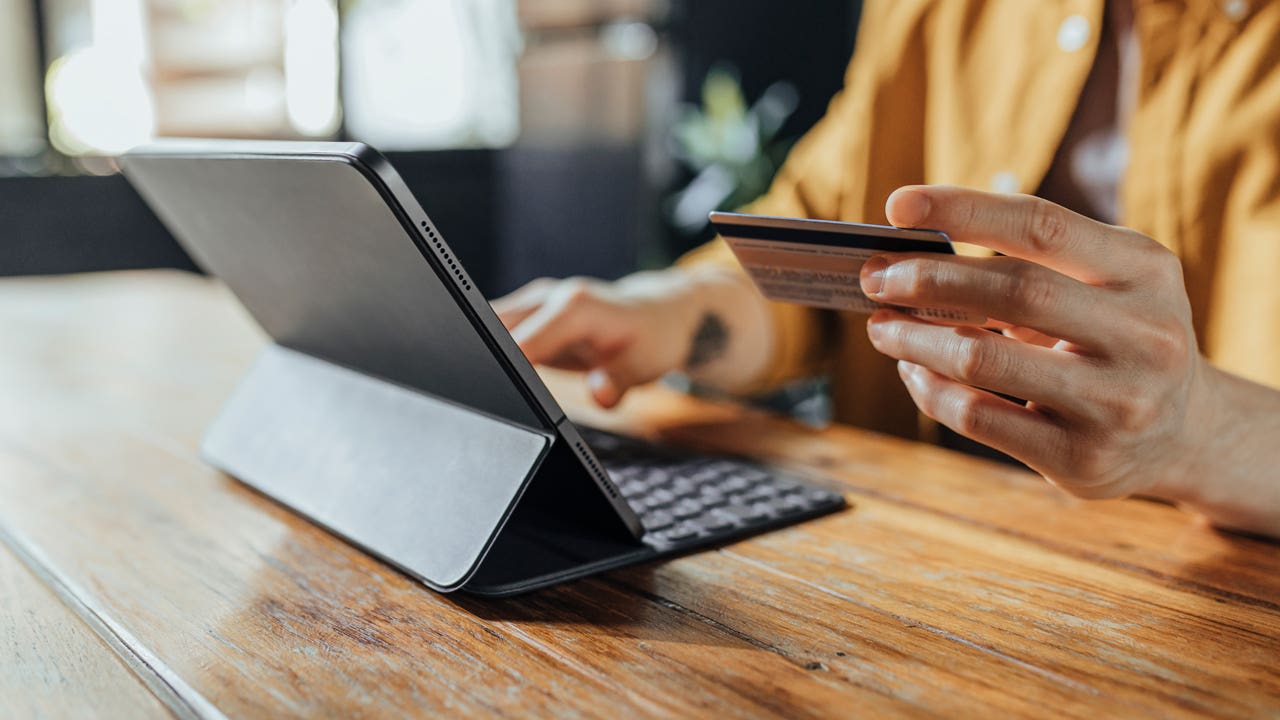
[710,211,983,324]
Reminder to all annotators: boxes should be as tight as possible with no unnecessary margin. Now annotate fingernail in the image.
[866,317,883,343]
[898,360,921,379]
[587,369,617,407]
[587,369,608,392]
[887,187,931,228]
[861,256,888,296]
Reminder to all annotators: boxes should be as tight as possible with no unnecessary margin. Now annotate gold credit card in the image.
[710,211,981,323]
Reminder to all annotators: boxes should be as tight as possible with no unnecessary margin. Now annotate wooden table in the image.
[1,271,1277,719]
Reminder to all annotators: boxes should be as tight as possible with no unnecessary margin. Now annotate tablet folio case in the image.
[203,344,552,591]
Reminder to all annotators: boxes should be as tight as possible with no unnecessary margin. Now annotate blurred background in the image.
[0,0,861,297]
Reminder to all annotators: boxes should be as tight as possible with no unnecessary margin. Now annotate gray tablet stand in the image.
[202,344,555,591]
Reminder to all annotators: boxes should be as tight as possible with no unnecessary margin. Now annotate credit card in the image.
[710,211,981,323]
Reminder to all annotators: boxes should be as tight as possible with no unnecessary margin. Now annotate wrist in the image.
[1146,362,1280,536]
[1144,358,1222,507]
[663,265,718,323]
[668,266,774,391]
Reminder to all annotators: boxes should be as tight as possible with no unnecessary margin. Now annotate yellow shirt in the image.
[684,0,1280,439]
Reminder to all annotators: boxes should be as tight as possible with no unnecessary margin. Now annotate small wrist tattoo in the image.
[686,312,729,370]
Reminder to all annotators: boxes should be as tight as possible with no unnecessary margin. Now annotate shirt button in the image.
[1223,0,1249,21]
[991,171,1019,194]
[1057,14,1091,52]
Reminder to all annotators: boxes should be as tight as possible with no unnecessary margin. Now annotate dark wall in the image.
[494,143,646,294]
[0,173,198,276]
[670,0,861,144]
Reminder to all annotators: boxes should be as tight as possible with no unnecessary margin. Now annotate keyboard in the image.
[579,427,847,549]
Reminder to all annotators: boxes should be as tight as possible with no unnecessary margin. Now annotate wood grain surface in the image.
[0,271,1277,719]
[0,540,172,719]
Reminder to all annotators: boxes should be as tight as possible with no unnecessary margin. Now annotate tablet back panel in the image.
[122,145,547,429]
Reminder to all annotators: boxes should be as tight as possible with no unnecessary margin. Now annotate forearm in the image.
[1153,364,1280,538]
[669,265,777,394]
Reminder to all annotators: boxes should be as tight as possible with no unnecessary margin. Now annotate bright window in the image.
[38,0,342,156]
[2,0,662,161]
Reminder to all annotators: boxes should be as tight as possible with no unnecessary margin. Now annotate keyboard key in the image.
[743,485,778,503]
[772,477,803,493]
[724,503,769,523]
[672,500,703,520]
[619,481,646,498]
[660,524,701,543]
[698,512,737,532]
[647,496,676,513]
[642,469,673,485]
[806,488,841,504]
[642,510,675,531]
[773,494,809,513]
[670,479,699,498]
[647,488,676,508]
[690,468,723,483]
[698,491,729,508]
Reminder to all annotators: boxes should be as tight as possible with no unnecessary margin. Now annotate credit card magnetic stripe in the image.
[712,222,951,254]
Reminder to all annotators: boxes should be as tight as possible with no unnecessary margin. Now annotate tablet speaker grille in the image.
[574,441,618,500]
[421,220,471,292]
